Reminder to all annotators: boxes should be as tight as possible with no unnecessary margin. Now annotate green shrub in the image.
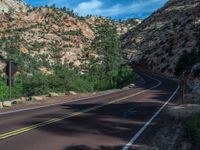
[19,73,50,96]
[185,113,200,148]
[0,80,8,102]
[0,79,23,101]
[175,51,200,76]
[12,82,23,98]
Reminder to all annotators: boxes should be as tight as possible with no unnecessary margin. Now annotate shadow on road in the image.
[20,72,179,150]
[63,145,123,150]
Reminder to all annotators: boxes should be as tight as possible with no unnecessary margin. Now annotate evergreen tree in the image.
[91,19,132,89]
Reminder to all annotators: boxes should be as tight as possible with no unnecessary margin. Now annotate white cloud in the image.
[74,0,167,18]
[77,0,102,10]
[44,0,167,19]
[74,0,103,16]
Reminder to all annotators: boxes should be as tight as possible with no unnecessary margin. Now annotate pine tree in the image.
[91,19,127,88]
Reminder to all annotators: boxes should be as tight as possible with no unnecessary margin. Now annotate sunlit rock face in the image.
[0,0,30,13]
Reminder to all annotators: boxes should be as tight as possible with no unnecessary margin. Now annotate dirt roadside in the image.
[131,93,197,150]
[0,75,143,114]
[0,88,123,113]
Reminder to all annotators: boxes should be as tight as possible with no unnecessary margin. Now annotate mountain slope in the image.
[122,0,200,77]
[0,0,30,13]
[0,2,140,98]
[0,7,96,74]
[0,1,141,75]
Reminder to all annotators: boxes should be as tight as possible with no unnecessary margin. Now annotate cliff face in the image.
[122,0,200,77]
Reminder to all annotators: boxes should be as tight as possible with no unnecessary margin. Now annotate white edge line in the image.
[0,73,146,116]
[122,80,180,150]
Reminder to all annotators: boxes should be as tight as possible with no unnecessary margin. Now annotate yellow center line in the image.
[0,86,155,140]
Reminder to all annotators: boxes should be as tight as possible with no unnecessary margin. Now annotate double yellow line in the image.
[0,84,157,140]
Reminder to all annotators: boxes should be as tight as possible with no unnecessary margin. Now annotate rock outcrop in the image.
[0,0,30,13]
[123,0,200,76]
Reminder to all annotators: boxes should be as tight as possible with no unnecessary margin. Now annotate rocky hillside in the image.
[0,7,95,74]
[0,0,30,13]
[122,0,200,77]
[0,0,141,75]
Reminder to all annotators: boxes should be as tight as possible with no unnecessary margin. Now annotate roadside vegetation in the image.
[175,50,200,76]
[175,27,200,77]
[185,113,200,149]
[0,17,137,102]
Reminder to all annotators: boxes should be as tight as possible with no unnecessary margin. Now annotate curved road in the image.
[0,71,179,150]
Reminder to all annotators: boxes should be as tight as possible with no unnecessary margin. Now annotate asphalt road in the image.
[0,71,179,150]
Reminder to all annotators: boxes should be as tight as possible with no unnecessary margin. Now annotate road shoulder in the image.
[0,80,144,115]
[131,93,194,150]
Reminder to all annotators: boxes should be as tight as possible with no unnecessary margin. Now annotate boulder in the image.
[122,84,135,90]
[48,92,59,97]
[69,91,77,95]
[11,99,19,105]
[31,96,45,101]
[122,87,130,90]
[128,83,135,88]
[11,98,26,105]
[20,97,28,101]
[0,102,3,109]
[3,101,12,107]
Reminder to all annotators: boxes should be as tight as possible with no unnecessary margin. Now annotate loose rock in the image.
[128,83,135,88]
[11,99,26,105]
[0,102,3,109]
[122,87,130,90]
[69,91,77,95]
[48,92,59,97]
[20,97,28,101]
[31,96,45,101]
[3,101,12,107]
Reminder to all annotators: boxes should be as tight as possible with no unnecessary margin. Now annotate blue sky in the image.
[23,0,168,19]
